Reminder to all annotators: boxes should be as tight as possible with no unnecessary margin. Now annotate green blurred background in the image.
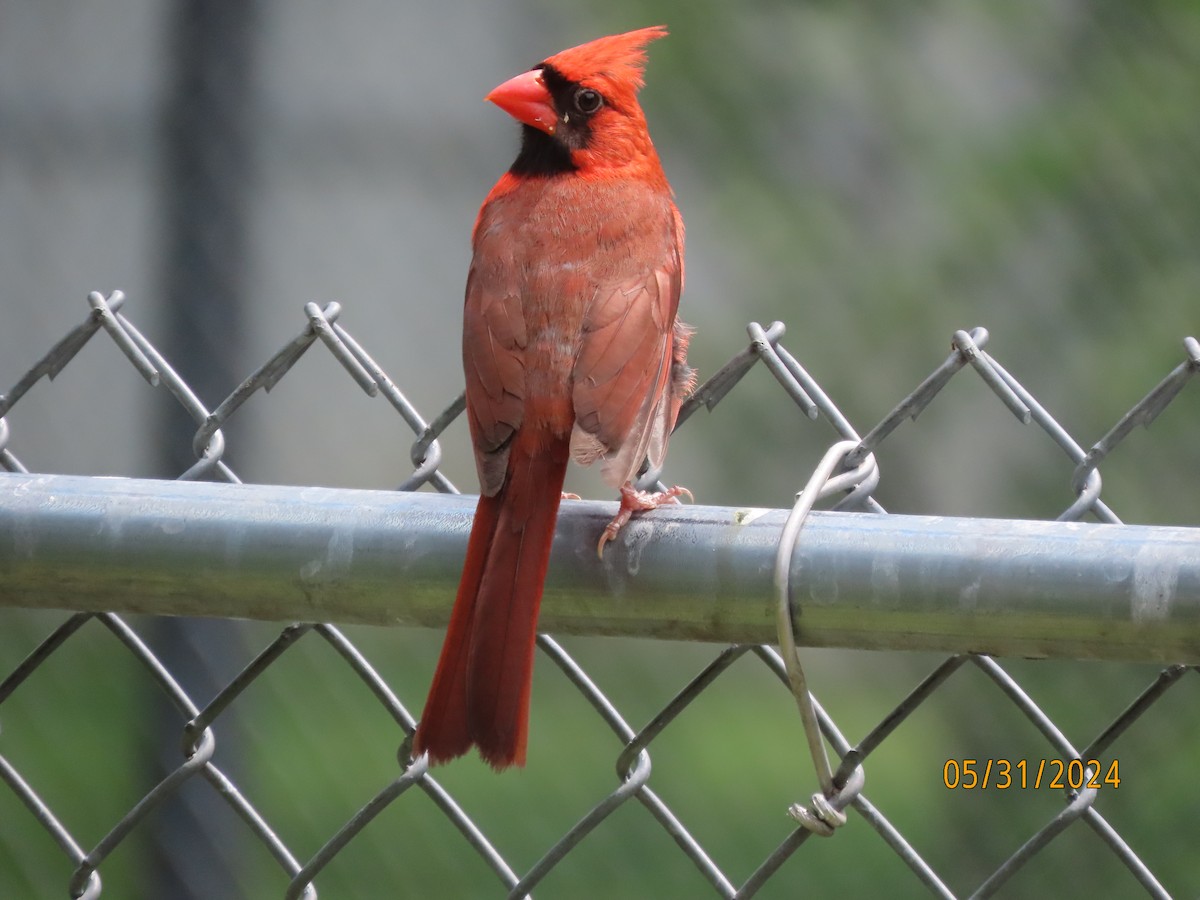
[1,1,1198,897]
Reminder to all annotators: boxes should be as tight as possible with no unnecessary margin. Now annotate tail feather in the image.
[412,492,500,764]
[415,439,569,769]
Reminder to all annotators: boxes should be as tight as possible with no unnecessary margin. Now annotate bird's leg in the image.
[561,492,582,500]
[597,483,692,557]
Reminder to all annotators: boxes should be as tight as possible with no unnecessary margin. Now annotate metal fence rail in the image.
[4,475,1200,662]
[1,292,1198,898]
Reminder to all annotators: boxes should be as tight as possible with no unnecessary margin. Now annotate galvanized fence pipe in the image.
[1,471,1197,663]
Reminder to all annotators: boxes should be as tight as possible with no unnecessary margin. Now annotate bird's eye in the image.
[573,88,603,115]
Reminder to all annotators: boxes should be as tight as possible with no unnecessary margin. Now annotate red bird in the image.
[414,26,694,770]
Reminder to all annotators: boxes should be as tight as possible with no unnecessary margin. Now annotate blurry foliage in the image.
[582,0,1200,525]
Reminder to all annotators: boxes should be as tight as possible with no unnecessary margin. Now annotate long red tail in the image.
[414,438,569,769]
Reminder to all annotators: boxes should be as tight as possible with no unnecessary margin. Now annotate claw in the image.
[596,483,692,557]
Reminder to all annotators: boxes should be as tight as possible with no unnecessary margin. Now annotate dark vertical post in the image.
[153,2,263,896]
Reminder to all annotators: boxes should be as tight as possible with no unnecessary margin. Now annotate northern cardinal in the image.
[414,26,694,770]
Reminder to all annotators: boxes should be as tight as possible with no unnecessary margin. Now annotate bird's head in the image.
[487,26,668,180]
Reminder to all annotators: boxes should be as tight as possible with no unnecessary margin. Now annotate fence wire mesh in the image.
[1,293,1197,898]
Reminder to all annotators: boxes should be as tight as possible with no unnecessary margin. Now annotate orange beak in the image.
[486,69,558,136]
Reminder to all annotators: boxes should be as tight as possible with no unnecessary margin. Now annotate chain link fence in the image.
[1,292,1197,898]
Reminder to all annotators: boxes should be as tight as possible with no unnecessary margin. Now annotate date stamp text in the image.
[942,758,1120,790]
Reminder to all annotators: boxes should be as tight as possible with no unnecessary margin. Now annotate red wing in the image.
[571,234,683,488]
[463,264,526,496]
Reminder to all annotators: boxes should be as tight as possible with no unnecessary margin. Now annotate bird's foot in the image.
[596,483,692,557]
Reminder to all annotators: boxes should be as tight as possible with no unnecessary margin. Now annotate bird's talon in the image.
[664,485,693,505]
[597,482,692,556]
